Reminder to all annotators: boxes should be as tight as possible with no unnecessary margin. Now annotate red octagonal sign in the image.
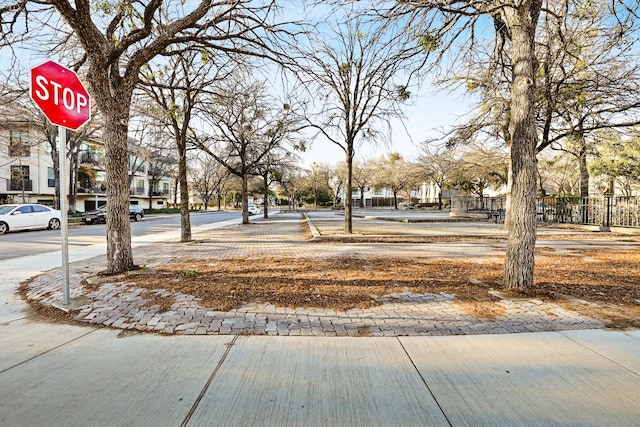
[30,60,91,130]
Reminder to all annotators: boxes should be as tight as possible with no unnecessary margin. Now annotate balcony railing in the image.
[7,179,33,191]
[77,185,105,194]
[79,152,102,165]
[130,188,146,196]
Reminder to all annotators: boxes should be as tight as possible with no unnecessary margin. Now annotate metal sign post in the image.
[30,60,91,307]
[58,127,70,305]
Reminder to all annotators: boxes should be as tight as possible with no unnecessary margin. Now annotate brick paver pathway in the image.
[23,212,605,335]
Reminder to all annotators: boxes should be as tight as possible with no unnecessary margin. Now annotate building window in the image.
[48,167,56,187]
[9,130,30,157]
[134,180,145,195]
[10,165,32,191]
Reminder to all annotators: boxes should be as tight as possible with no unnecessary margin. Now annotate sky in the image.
[299,85,475,167]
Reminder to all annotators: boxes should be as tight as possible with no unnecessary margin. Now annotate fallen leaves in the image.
[114,249,640,327]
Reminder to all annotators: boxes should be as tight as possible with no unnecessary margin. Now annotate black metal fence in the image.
[452,195,640,228]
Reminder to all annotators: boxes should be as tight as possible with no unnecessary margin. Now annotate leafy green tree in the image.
[589,133,640,197]
[372,153,419,209]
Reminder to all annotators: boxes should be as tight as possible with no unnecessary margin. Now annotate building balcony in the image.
[77,185,106,194]
[79,153,102,166]
[130,188,146,196]
[7,179,33,192]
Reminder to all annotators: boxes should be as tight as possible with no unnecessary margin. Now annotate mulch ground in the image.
[75,248,640,329]
[20,220,640,329]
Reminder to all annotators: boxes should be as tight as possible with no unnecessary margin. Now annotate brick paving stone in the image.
[20,212,611,337]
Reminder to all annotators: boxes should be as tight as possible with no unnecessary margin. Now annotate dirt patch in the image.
[454,301,507,320]
[122,257,501,312]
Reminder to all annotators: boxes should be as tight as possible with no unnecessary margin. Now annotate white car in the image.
[248,204,261,215]
[0,204,62,234]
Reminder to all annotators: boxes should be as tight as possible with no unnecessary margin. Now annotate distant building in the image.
[0,123,174,211]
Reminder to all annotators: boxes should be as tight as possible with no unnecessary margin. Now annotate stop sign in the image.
[30,60,91,130]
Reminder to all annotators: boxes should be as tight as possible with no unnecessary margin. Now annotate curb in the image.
[302,212,321,240]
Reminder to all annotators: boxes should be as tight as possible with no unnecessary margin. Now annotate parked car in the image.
[82,205,144,224]
[398,202,415,210]
[0,204,61,234]
[248,204,261,215]
[129,205,144,221]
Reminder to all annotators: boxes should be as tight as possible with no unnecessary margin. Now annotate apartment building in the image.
[0,123,174,212]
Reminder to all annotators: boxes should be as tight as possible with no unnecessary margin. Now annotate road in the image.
[0,210,241,261]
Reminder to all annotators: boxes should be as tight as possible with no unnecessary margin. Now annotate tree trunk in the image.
[103,107,134,274]
[148,186,154,210]
[503,150,513,230]
[49,134,61,211]
[578,139,589,198]
[502,3,540,290]
[177,140,192,242]
[242,174,250,224]
[68,131,79,212]
[263,175,269,219]
[344,146,354,234]
[173,178,179,208]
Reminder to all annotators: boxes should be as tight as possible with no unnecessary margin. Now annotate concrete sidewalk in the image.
[1,210,639,425]
[1,320,639,426]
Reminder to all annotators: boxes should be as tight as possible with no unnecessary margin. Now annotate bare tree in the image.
[195,77,304,224]
[191,153,231,210]
[275,166,304,211]
[328,162,347,208]
[139,49,230,241]
[535,2,640,198]
[289,13,426,233]
[254,149,300,218]
[537,151,579,196]
[352,159,372,209]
